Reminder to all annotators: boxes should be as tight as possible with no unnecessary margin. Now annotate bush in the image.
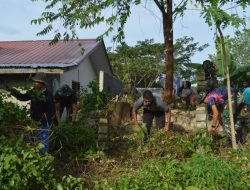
[0,93,33,126]
[183,153,239,189]
[94,130,249,190]
[52,122,97,158]
[78,81,111,119]
[0,136,85,190]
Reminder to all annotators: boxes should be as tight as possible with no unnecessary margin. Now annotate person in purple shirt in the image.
[203,87,236,135]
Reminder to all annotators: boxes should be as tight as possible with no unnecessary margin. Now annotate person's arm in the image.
[55,102,61,123]
[132,97,143,128]
[71,103,77,122]
[9,88,31,101]
[211,104,219,129]
[132,108,139,128]
[155,96,171,131]
[164,110,171,131]
[70,92,78,123]
[209,97,219,127]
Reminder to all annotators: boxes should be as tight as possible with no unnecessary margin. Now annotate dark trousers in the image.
[143,109,165,140]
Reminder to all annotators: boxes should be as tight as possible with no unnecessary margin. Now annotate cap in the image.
[32,73,48,85]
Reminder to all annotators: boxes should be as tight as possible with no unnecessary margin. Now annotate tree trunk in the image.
[163,0,174,102]
[217,26,237,149]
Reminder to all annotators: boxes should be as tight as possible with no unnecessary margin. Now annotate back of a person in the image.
[204,87,227,105]
[30,88,54,124]
[55,85,76,108]
[213,87,228,99]
[243,87,250,105]
[56,93,74,108]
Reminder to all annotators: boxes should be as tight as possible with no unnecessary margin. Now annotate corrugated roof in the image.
[0,39,100,68]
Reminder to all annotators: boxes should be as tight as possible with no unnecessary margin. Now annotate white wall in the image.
[60,58,96,88]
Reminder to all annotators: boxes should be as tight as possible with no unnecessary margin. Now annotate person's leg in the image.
[37,122,51,154]
[185,96,191,110]
[154,111,165,129]
[143,109,154,141]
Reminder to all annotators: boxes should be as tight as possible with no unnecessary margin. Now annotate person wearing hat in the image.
[132,90,171,141]
[8,73,55,153]
[54,84,77,124]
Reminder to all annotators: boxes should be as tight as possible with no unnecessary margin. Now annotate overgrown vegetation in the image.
[0,93,32,126]
[52,122,97,158]
[1,83,249,189]
[0,136,85,190]
[78,81,112,119]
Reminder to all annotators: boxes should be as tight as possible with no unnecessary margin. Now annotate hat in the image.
[32,73,48,85]
[57,84,73,97]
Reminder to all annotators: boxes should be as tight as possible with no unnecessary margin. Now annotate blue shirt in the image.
[243,87,250,105]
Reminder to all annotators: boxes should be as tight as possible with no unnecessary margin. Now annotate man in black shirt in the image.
[9,73,55,153]
[54,84,77,124]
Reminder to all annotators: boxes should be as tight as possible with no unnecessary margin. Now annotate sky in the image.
[0,0,249,63]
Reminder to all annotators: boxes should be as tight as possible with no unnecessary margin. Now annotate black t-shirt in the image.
[54,91,77,109]
[11,88,55,124]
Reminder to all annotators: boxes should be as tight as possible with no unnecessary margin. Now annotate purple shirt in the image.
[204,87,233,105]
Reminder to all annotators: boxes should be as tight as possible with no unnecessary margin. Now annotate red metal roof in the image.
[0,39,100,68]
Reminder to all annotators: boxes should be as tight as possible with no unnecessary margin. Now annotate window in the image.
[72,81,80,99]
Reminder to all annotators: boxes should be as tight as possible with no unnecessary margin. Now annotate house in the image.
[0,39,123,96]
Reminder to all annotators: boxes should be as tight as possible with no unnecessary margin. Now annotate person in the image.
[132,90,171,141]
[180,81,193,110]
[8,73,55,153]
[54,84,77,124]
[243,87,250,106]
[235,82,249,122]
[202,60,217,81]
[233,86,250,143]
[241,81,249,93]
[202,87,236,135]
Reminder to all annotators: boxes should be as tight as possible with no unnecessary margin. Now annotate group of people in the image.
[132,80,250,144]
[7,70,250,150]
[7,73,77,153]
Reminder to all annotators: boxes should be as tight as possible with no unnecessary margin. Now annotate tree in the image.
[196,0,250,149]
[210,29,250,76]
[109,37,208,90]
[211,37,235,77]
[31,0,189,101]
[108,39,165,90]
[226,29,250,66]
[174,36,208,82]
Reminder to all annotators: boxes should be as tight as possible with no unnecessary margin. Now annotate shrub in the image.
[95,153,241,190]
[52,122,97,158]
[78,81,111,119]
[0,136,85,190]
[183,153,239,189]
[0,93,33,126]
